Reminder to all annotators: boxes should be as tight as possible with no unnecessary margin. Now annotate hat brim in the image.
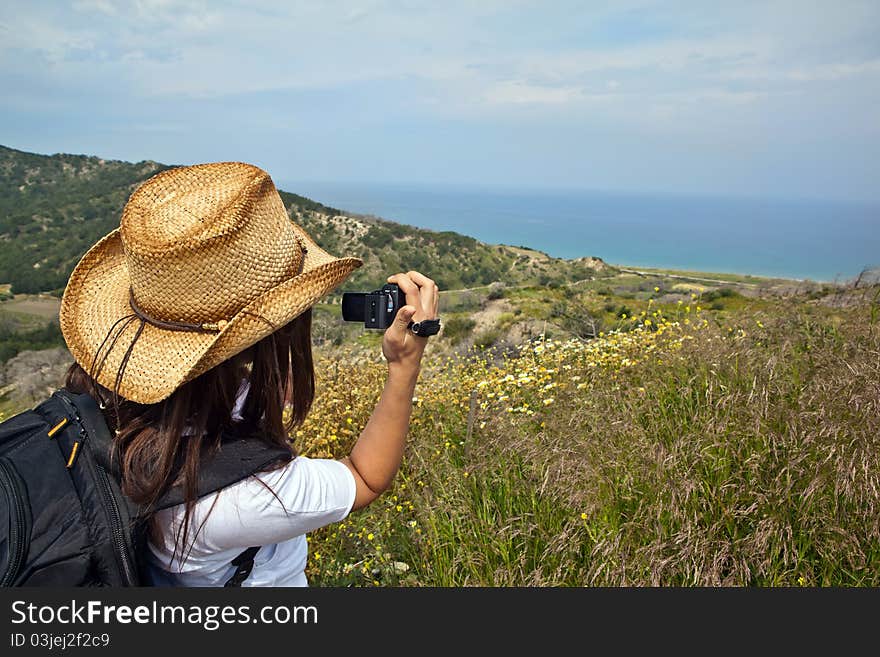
[60,223,363,405]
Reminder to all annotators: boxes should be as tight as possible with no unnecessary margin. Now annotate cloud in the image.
[1,0,878,199]
[724,59,880,82]
[780,60,880,82]
[4,2,878,106]
[72,0,118,15]
[482,81,587,105]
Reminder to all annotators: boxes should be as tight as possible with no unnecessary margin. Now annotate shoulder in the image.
[151,455,357,556]
[164,455,356,516]
[246,456,357,523]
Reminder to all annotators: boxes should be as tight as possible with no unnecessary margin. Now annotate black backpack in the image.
[0,387,291,587]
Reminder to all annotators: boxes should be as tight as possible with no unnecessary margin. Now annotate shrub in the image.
[496,312,517,329]
[487,282,506,300]
[0,320,65,364]
[442,316,477,343]
[473,328,502,349]
[703,287,740,302]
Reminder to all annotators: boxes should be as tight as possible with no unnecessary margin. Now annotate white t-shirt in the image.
[146,380,356,587]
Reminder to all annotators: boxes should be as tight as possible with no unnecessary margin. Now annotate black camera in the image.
[341,283,402,329]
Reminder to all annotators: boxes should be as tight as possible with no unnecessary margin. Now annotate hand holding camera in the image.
[341,270,440,369]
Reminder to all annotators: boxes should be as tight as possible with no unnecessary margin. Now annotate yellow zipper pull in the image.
[66,441,81,469]
[47,416,69,438]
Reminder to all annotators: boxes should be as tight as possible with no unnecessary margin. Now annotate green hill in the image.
[0,144,612,297]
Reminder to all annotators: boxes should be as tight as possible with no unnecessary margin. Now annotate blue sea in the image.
[282,181,880,283]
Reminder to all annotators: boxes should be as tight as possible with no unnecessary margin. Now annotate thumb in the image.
[395,305,416,330]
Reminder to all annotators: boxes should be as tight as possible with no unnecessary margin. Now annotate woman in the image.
[58,161,439,586]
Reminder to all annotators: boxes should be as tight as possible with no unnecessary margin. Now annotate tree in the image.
[549,300,603,340]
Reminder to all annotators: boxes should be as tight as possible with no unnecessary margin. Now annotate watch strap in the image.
[407,318,441,337]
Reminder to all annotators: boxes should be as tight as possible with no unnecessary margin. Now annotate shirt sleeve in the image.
[177,456,357,554]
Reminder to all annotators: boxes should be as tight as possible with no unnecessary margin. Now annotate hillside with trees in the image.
[0,145,612,298]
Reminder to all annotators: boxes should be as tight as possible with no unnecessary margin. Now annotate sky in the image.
[0,0,878,202]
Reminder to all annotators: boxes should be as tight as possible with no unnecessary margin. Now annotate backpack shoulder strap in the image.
[53,388,116,470]
[224,546,261,587]
[154,430,292,510]
[53,387,293,513]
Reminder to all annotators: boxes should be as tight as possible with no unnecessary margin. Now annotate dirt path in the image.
[617,268,759,288]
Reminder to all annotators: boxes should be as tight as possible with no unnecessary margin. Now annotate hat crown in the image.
[121,162,304,324]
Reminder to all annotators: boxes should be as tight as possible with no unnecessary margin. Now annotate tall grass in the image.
[301,289,880,585]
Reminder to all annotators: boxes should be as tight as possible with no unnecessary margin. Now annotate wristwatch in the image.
[407,318,441,337]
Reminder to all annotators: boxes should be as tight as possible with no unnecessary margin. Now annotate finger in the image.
[405,270,435,289]
[405,270,438,317]
[392,304,417,335]
[387,273,423,313]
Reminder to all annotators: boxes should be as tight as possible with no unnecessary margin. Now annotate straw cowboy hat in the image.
[59,161,363,405]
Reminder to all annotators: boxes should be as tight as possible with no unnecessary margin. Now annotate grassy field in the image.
[0,294,60,322]
[1,264,876,586]
[297,283,880,586]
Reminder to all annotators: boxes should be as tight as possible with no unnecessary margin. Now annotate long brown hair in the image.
[63,308,315,564]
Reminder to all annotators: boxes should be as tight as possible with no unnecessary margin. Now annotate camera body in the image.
[341,283,402,329]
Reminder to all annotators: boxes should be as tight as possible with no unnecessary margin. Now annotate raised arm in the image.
[339,270,439,511]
